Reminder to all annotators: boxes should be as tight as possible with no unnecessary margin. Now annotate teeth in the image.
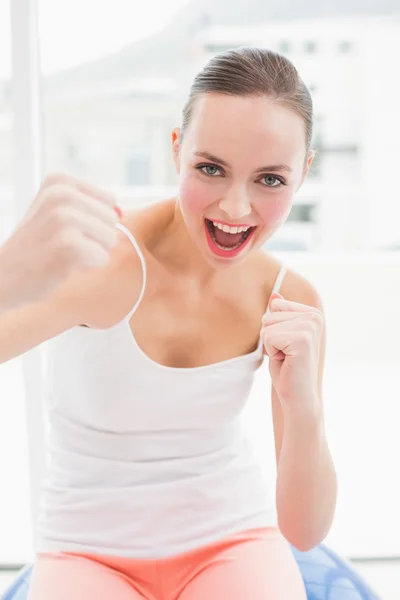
[212,221,251,234]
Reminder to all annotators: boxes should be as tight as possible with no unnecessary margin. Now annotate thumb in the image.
[269,292,284,312]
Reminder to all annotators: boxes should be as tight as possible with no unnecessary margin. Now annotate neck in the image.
[154,199,217,282]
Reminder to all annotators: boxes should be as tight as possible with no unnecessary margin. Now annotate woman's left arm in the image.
[261,282,337,552]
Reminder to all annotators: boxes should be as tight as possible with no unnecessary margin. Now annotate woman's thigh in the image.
[178,529,307,600]
[28,553,145,600]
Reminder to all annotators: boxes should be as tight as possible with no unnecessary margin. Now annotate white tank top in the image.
[37,224,287,558]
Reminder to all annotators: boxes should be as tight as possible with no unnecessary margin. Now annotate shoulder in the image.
[120,199,175,251]
[280,268,323,311]
[255,250,323,312]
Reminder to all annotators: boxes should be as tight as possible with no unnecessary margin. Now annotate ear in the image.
[172,127,181,173]
[297,149,315,190]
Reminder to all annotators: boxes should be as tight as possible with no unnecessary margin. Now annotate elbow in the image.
[281,530,325,553]
[277,497,337,553]
[288,536,320,553]
[278,519,331,553]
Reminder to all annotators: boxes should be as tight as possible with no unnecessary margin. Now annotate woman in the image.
[1,47,336,599]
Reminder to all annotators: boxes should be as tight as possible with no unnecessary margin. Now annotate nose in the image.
[218,185,252,221]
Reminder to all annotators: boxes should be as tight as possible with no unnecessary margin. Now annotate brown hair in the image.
[181,47,313,151]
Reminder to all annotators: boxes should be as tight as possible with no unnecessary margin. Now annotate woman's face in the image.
[172,93,313,268]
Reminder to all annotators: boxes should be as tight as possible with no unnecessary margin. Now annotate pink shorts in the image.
[28,528,306,599]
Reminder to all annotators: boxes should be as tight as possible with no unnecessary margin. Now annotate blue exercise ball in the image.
[1,546,381,600]
[1,566,32,600]
[291,544,381,599]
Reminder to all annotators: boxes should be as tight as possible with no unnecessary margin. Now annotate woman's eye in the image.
[199,164,221,176]
[261,175,283,187]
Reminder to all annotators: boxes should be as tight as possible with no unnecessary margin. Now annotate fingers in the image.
[37,176,121,276]
[58,234,112,272]
[269,295,321,314]
[10,173,123,303]
[261,315,322,361]
[262,311,308,326]
[41,173,116,208]
[262,319,316,336]
[262,310,323,328]
[270,292,283,301]
[41,190,119,257]
[262,332,289,361]
[262,324,317,361]
[55,205,118,250]
[42,185,118,227]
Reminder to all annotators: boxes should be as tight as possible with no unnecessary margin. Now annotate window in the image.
[205,43,241,54]
[126,153,151,186]
[278,40,291,54]
[286,203,314,223]
[304,40,317,53]
[0,0,33,565]
[339,40,352,53]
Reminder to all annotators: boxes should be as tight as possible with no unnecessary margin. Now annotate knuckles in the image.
[260,310,324,349]
[41,173,72,190]
[41,183,76,209]
[262,309,324,329]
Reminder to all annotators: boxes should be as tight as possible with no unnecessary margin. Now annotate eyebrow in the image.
[194,151,293,174]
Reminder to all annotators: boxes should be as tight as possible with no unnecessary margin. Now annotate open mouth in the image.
[204,219,257,257]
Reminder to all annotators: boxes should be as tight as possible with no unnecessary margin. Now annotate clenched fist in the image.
[0,173,121,311]
[261,292,324,413]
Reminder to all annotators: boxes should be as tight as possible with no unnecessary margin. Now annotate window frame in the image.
[10,0,45,555]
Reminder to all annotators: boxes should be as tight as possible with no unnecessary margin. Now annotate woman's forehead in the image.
[186,94,306,154]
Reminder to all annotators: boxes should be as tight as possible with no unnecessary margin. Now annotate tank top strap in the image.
[266,265,287,314]
[117,223,147,320]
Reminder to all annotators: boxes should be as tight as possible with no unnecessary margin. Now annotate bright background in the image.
[1,0,400,597]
